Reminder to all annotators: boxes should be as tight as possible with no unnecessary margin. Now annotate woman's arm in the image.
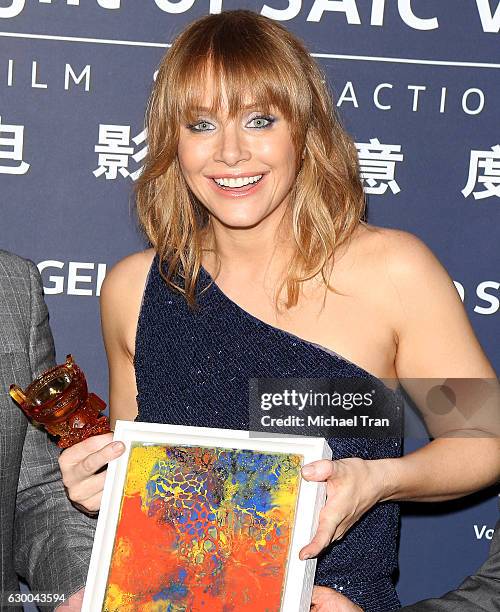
[378,230,499,502]
[301,229,499,560]
[100,250,155,427]
[58,249,154,511]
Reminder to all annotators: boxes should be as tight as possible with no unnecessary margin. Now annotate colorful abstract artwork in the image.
[103,443,303,611]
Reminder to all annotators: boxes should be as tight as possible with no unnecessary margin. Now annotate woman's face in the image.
[177,81,298,231]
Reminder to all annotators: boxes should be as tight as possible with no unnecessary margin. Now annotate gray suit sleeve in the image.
[399,519,500,612]
[13,260,96,608]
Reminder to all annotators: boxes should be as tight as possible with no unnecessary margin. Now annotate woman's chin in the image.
[211,212,269,230]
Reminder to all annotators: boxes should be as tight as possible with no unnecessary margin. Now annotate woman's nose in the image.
[213,124,251,166]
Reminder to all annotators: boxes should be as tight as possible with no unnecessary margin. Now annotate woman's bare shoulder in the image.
[358,222,465,331]
[349,221,446,309]
[355,222,435,270]
[101,248,156,299]
[356,221,417,244]
[100,248,156,351]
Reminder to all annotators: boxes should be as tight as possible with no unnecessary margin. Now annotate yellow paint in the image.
[124,446,167,497]
[103,583,134,612]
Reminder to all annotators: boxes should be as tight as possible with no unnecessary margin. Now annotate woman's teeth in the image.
[213,174,263,188]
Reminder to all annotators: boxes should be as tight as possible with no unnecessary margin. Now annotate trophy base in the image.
[58,416,112,449]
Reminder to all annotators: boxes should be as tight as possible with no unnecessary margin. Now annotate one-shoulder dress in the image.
[134,254,403,612]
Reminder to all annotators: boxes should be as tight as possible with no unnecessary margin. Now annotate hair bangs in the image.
[173,25,308,145]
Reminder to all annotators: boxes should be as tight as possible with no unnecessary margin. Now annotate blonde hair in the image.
[134,9,367,310]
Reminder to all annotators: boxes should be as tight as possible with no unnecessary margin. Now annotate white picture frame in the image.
[82,420,332,612]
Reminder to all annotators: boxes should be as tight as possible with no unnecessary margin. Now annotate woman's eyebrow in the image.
[191,103,263,113]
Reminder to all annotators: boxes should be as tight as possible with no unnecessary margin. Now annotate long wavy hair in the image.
[134,9,368,311]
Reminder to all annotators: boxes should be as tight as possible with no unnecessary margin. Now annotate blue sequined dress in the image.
[134,254,403,612]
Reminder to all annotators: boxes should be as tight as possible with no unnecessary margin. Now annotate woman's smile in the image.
[206,171,268,198]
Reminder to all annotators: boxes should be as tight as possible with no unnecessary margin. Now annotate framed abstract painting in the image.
[82,421,332,612]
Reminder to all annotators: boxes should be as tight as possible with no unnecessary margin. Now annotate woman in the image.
[59,9,500,612]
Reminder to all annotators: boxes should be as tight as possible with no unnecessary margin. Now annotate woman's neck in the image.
[200,224,295,284]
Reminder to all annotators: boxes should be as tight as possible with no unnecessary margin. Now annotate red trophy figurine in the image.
[9,354,111,448]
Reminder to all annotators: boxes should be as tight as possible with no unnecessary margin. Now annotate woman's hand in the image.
[299,457,391,560]
[55,588,85,611]
[58,433,125,513]
[311,586,363,611]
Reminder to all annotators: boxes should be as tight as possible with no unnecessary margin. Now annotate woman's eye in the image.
[186,115,275,132]
[187,120,215,132]
[248,115,275,129]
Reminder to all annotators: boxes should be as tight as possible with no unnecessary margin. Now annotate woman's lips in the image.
[207,173,267,198]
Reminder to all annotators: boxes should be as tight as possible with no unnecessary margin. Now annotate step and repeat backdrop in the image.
[1,0,499,607]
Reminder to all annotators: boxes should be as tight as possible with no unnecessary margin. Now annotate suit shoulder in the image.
[0,251,42,301]
[0,252,41,337]
[0,249,33,280]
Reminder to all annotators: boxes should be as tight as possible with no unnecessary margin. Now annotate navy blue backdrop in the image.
[1,0,498,606]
